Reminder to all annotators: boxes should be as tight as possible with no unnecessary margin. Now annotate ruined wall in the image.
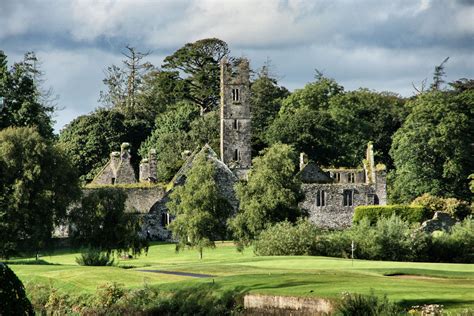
[300,183,376,229]
[220,58,252,175]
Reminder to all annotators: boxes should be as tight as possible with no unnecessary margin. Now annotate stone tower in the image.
[220,58,251,178]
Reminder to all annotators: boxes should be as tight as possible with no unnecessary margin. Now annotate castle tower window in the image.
[233,119,239,130]
[335,173,340,182]
[111,178,116,185]
[232,88,240,102]
[234,149,240,161]
[316,190,326,207]
[348,173,355,183]
[161,212,170,227]
[343,190,353,207]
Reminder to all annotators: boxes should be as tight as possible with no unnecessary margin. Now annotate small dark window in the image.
[234,149,239,161]
[161,212,169,227]
[343,190,353,207]
[335,173,340,182]
[316,190,326,207]
[111,177,116,185]
[348,173,355,183]
[233,119,239,130]
[232,88,240,102]
[374,195,379,205]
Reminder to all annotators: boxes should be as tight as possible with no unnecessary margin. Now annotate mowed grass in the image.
[8,242,474,311]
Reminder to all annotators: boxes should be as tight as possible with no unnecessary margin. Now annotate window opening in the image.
[343,190,353,207]
[316,190,326,207]
[234,149,239,161]
[232,88,240,101]
[348,173,355,183]
[111,177,116,185]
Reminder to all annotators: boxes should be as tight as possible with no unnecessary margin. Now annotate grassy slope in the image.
[8,242,474,311]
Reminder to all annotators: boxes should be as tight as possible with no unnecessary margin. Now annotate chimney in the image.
[299,153,308,171]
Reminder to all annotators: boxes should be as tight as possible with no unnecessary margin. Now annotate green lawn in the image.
[8,242,474,312]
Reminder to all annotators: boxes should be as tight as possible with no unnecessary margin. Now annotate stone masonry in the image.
[92,142,137,185]
[220,58,252,179]
[299,143,387,229]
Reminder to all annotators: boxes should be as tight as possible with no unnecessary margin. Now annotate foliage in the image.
[75,248,115,266]
[328,89,406,167]
[336,291,404,316]
[431,218,474,263]
[230,143,303,248]
[69,188,148,256]
[0,263,34,315]
[250,65,289,153]
[411,193,472,220]
[0,127,80,259]
[167,153,232,259]
[254,219,319,256]
[390,88,473,203]
[163,38,230,115]
[353,205,429,224]
[58,109,129,182]
[0,51,54,139]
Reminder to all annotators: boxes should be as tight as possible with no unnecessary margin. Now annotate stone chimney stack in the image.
[300,153,308,171]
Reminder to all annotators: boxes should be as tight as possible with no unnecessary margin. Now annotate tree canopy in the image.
[0,127,80,259]
[229,143,303,248]
[167,153,232,259]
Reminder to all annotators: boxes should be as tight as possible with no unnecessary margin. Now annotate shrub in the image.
[76,248,115,266]
[336,291,404,316]
[431,218,474,263]
[411,193,472,220]
[0,263,34,315]
[254,219,319,256]
[353,205,428,224]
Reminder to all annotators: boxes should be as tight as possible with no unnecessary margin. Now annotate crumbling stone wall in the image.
[91,143,137,185]
[220,58,252,179]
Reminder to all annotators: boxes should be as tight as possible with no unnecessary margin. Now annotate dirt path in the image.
[136,269,215,278]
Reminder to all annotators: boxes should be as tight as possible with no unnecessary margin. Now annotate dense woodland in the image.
[0,38,473,260]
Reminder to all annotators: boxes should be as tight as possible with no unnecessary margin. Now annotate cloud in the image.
[0,0,473,132]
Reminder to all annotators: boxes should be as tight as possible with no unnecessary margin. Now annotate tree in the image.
[250,65,289,153]
[430,57,449,91]
[163,38,230,115]
[328,89,406,167]
[69,188,148,256]
[167,154,232,259]
[99,45,153,118]
[0,127,80,259]
[229,143,303,248]
[390,87,474,203]
[0,51,54,139]
[0,263,34,315]
[58,109,129,183]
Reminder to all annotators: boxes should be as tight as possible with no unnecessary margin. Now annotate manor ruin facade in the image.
[88,57,386,237]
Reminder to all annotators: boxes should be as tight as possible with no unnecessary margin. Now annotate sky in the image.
[1,0,473,133]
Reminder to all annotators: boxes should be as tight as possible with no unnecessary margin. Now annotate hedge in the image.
[353,205,429,224]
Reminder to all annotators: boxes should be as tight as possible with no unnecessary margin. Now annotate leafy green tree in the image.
[188,110,220,151]
[163,38,229,115]
[328,89,406,167]
[230,143,303,248]
[58,109,129,183]
[250,66,289,153]
[0,127,80,259]
[0,51,54,139]
[266,107,340,166]
[0,263,34,315]
[167,154,232,259]
[69,188,148,256]
[390,87,474,203]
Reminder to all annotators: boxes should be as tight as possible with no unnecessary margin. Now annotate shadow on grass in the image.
[2,259,60,265]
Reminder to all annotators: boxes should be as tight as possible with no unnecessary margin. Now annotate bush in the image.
[411,193,472,220]
[0,263,34,315]
[254,219,319,256]
[353,205,428,224]
[431,218,474,263]
[336,291,404,316]
[76,248,115,266]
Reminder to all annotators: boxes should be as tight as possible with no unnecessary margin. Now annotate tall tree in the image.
[390,86,473,203]
[229,143,303,248]
[163,38,229,115]
[167,154,232,259]
[0,51,54,139]
[100,45,153,118]
[0,127,80,259]
[250,64,289,153]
